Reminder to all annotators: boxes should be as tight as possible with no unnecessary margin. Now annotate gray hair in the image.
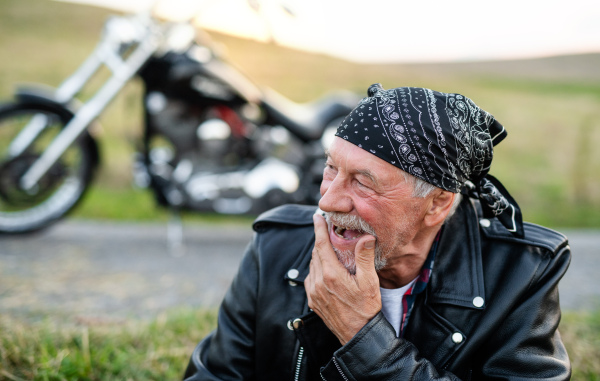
[401,171,463,220]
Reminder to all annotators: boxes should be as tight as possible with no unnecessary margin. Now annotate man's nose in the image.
[319,178,352,213]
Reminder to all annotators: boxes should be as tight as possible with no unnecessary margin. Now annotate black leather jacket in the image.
[184,199,571,380]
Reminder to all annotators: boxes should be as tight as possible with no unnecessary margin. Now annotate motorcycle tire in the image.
[0,102,96,234]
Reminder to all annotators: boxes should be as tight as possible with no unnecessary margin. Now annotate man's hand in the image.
[304,213,382,345]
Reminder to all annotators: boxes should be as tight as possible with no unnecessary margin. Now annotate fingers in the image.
[312,213,342,271]
[306,213,324,307]
[354,235,377,276]
[304,260,314,307]
[312,213,329,253]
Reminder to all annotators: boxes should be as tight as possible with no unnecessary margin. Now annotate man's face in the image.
[319,137,431,272]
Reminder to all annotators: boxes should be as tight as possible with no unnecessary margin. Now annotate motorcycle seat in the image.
[261,88,358,143]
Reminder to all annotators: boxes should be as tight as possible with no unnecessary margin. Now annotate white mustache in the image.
[325,212,376,237]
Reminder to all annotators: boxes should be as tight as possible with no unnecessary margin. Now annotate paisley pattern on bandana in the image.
[336,84,524,237]
[480,177,510,216]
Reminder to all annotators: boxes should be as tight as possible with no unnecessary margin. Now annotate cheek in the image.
[352,200,382,229]
[358,200,414,237]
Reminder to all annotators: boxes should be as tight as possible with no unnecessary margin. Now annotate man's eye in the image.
[355,179,369,189]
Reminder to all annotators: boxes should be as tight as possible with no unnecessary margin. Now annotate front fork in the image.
[12,26,159,192]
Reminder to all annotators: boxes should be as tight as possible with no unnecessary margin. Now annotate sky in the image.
[57,0,600,63]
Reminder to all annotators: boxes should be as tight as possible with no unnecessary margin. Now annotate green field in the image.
[1,0,599,228]
[1,1,600,379]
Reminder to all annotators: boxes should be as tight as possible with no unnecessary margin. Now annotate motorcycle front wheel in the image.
[0,102,96,233]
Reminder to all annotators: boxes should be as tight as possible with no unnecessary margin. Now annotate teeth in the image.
[334,225,360,240]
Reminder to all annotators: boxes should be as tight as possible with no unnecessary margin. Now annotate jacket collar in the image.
[284,233,314,285]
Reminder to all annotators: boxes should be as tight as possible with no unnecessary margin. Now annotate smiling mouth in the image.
[333,225,365,240]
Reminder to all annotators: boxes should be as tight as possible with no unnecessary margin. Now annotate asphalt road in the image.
[0,220,252,320]
[1,220,598,321]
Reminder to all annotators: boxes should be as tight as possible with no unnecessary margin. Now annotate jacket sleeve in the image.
[319,245,571,381]
[183,238,260,381]
[319,314,462,380]
[476,244,571,380]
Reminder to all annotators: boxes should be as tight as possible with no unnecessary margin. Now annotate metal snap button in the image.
[292,318,303,329]
[479,219,491,228]
[473,296,484,308]
[287,320,294,330]
[288,280,298,287]
[452,332,463,344]
[287,269,299,279]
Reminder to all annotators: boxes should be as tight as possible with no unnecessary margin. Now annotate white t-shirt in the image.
[380,278,418,337]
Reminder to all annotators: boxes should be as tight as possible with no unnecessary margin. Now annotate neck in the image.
[377,225,441,289]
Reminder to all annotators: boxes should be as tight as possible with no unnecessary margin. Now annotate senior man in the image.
[184,84,571,380]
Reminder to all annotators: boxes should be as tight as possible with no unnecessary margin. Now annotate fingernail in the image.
[365,240,375,249]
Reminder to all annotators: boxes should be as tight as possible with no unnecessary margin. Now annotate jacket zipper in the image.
[294,346,304,381]
[332,357,349,381]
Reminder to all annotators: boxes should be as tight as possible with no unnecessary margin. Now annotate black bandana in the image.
[336,84,524,237]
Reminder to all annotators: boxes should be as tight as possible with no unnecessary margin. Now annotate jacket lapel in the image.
[404,198,486,370]
[283,233,313,285]
[427,198,486,310]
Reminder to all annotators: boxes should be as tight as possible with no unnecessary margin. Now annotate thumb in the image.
[354,235,376,274]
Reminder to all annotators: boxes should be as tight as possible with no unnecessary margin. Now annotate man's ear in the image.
[424,190,455,227]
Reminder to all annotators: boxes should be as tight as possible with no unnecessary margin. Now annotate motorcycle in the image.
[0,10,357,234]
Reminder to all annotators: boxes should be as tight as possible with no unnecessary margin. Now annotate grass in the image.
[1,0,600,228]
[0,309,598,380]
[560,311,600,380]
[0,309,217,380]
[69,186,256,225]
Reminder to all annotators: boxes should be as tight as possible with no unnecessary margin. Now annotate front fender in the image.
[14,84,79,111]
